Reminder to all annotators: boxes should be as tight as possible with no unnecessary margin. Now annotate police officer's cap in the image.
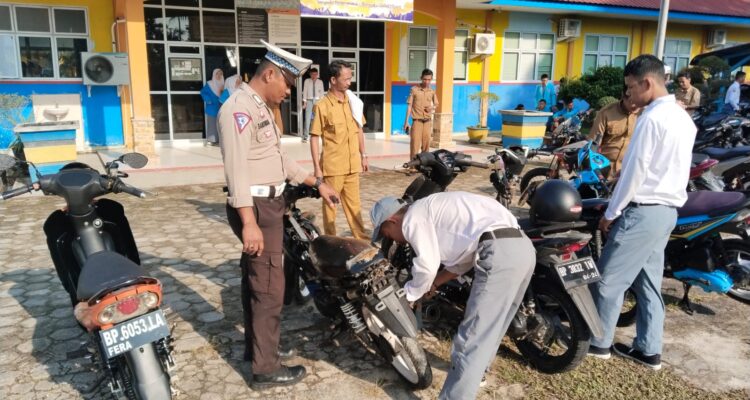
[261,39,312,78]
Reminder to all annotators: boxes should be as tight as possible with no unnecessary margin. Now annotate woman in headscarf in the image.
[219,74,243,103]
[200,68,224,145]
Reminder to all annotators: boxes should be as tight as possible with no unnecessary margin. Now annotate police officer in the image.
[218,40,339,389]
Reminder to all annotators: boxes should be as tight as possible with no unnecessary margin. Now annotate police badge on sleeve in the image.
[234,113,252,134]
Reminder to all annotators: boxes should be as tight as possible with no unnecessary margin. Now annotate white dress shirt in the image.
[725,81,741,111]
[604,95,696,221]
[303,78,325,100]
[401,192,520,301]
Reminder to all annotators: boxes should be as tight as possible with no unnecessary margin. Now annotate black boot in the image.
[252,365,306,389]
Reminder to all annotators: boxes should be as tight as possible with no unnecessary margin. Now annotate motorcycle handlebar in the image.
[403,159,421,169]
[114,180,146,198]
[0,185,33,200]
[456,159,489,169]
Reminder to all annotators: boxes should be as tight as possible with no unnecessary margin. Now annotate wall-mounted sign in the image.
[300,0,413,23]
[268,9,301,47]
[169,58,202,81]
[237,8,268,44]
[237,0,299,9]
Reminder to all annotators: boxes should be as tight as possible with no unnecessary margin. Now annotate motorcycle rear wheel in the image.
[375,334,432,389]
[514,277,590,374]
[519,167,553,194]
[118,343,172,400]
[722,239,750,304]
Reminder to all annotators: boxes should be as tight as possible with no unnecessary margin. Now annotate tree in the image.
[558,66,625,110]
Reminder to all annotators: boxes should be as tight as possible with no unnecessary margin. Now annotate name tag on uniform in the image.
[257,120,270,129]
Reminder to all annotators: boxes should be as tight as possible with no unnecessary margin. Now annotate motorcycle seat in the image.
[700,112,730,128]
[77,251,149,301]
[701,146,750,161]
[678,191,749,218]
[310,235,376,279]
[691,153,710,166]
[518,218,588,238]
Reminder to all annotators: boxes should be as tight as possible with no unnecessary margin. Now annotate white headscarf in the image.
[207,68,224,97]
[224,74,242,95]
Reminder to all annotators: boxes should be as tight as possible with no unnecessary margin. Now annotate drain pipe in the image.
[111,17,136,149]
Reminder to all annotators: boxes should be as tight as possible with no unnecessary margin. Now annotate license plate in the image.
[99,309,170,360]
[554,257,601,289]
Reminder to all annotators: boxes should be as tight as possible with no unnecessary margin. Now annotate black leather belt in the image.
[479,228,523,242]
[415,118,431,122]
[628,202,674,208]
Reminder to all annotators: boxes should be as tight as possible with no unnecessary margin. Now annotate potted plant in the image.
[0,94,34,189]
[467,91,499,143]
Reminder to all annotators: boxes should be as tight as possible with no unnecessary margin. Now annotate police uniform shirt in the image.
[217,85,309,208]
[309,91,366,176]
[407,86,438,121]
[587,101,638,169]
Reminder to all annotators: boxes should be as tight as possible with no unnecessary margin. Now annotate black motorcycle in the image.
[280,184,432,389]
[0,153,174,399]
[488,146,547,208]
[384,150,604,374]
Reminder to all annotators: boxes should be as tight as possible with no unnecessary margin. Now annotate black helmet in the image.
[530,179,582,225]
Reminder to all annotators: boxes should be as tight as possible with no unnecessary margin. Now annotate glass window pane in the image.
[614,55,627,68]
[678,40,691,55]
[151,94,170,140]
[204,45,237,81]
[539,34,554,50]
[455,30,469,50]
[614,37,628,52]
[202,11,235,43]
[19,36,53,77]
[583,54,597,73]
[502,52,518,80]
[504,32,520,49]
[205,0,235,10]
[169,57,203,91]
[0,34,18,77]
[676,57,689,71]
[520,33,536,49]
[165,0,198,6]
[665,40,678,54]
[518,53,535,81]
[409,27,427,47]
[360,51,384,91]
[144,0,162,5]
[599,36,613,52]
[454,51,467,80]
[408,49,427,81]
[585,36,599,52]
[145,8,164,41]
[664,57,677,72]
[301,17,328,47]
[16,7,50,32]
[0,6,12,31]
[360,94,383,133]
[54,9,86,34]
[165,8,200,42]
[359,21,384,49]
[57,38,87,78]
[538,53,552,78]
[429,28,438,48]
[171,94,205,139]
[331,19,356,47]
[597,55,612,67]
[428,50,437,77]
[147,43,167,91]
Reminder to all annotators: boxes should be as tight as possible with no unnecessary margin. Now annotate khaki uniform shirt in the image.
[407,86,439,120]
[310,92,365,177]
[217,85,309,208]
[587,101,638,173]
[675,86,701,109]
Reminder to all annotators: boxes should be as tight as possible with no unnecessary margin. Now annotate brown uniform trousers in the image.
[406,85,438,160]
[410,119,432,159]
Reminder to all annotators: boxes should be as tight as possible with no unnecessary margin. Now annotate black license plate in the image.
[99,310,170,360]
[554,257,601,289]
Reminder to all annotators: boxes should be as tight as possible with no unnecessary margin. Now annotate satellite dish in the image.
[84,56,114,84]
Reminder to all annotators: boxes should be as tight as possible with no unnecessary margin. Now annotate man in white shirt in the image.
[724,71,745,113]
[588,55,696,370]
[370,192,535,400]
[302,68,325,142]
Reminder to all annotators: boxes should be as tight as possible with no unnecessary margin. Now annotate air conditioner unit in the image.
[81,52,130,86]
[558,19,582,40]
[473,33,496,55]
[708,29,727,48]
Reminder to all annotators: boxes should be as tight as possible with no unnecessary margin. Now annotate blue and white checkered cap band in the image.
[265,52,299,76]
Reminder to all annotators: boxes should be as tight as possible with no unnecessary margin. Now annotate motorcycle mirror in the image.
[0,154,16,172]
[121,153,148,169]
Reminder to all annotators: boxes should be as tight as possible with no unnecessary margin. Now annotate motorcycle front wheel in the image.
[722,239,750,304]
[374,333,432,390]
[519,167,553,194]
[514,277,590,374]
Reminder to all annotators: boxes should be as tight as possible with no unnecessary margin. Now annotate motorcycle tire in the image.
[376,334,432,390]
[721,239,750,304]
[514,277,590,374]
[519,167,553,194]
[119,343,172,400]
[617,289,638,327]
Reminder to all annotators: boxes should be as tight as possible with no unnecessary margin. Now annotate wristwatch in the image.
[313,177,323,189]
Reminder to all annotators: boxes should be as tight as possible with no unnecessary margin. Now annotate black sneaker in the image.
[613,343,661,370]
[252,365,306,389]
[587,345,611,360]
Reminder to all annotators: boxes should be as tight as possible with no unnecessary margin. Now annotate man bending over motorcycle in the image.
[370,191,535,399]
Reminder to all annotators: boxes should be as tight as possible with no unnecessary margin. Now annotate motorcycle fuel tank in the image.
[309,235,378,279]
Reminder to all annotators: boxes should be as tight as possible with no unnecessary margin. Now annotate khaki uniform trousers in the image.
[410,119,432,160]
[226,197,285,375]
[322,173,369,240]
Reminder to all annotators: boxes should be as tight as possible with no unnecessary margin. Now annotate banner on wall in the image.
[300,0,413,23]
[268,9,301,47]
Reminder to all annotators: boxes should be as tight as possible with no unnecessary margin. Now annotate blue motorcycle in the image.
[520,140,613,202]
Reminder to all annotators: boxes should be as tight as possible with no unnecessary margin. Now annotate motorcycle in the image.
[384,150,604,374]
[695,146,750,191]
[520,140,613,201]
[580,191,750,327]
[547,110,592,149]
[487,146,548,208]
[0,153,174,399]
[688,153,725,192]
[693,117,750,150]
[280,183,432,389]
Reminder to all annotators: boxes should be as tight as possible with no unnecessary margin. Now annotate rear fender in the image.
[566,285,604,339]
[364,282,419,338]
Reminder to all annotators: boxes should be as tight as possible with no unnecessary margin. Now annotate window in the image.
[0,5,88,79]
[583,35,628,73]
[407,26,468,82]
[663,39,691,73]
[502,31,555,81]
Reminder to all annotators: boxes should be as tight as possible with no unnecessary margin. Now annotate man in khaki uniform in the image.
[404,68,439,161]
[218,40,338,389]
[675,72,701,112]
[587,94,640,175]
[310,60,369,240]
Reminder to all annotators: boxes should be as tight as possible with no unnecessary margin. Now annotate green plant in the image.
[0,94,33,152]
[596,96,618,110]
[469,91,500,128]
[697,55,731,78]
[558,66,625,110]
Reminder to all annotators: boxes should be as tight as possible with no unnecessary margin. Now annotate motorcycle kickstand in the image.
[678,282,694,315]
